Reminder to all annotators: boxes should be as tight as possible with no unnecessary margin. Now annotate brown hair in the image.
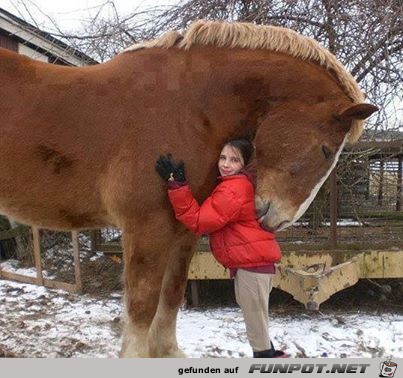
[224,139,255,166]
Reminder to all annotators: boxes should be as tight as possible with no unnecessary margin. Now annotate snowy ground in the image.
[1,273,402,358]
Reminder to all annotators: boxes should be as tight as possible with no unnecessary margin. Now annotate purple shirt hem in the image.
[229,265,276,279]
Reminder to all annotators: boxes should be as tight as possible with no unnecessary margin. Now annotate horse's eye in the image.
[321,145,333,160]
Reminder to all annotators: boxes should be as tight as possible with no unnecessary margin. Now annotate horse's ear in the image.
[337,103,379,121]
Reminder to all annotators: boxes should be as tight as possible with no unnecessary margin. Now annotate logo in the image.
[380,358,398,377]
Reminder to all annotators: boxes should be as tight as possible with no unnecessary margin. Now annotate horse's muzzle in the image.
[255,196,270,218]
[260,218,290,232]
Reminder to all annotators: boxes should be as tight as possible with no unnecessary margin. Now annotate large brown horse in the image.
[0,20,377,357]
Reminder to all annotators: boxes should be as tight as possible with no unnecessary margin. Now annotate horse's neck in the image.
[211,49,342,102]
[162,47,342,141]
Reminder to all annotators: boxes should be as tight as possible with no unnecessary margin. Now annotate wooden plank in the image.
[90,230,98,253]
[190,280,199,307]
[329,169,338,249]
[378,160,384,206]
[42,278,78,293]
[397,156,402,212]
[31,227,44,285]
[72,231,82,293]
[0,270,79,293]
[0,228,82,293]
[0,270,40,285]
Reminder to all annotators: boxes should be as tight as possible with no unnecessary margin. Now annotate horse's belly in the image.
[0,165,110,231]
[0,197,110,231]
[0,130,112,230]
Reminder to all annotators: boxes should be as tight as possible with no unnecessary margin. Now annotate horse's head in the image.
[255,101,378,231]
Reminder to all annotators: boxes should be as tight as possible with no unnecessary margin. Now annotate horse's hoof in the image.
[169,349,186,358]
[148,346,187,358]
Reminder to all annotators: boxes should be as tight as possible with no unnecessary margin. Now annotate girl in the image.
[155,139,285,358]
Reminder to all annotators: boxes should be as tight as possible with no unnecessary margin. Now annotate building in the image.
[0,7,97,66]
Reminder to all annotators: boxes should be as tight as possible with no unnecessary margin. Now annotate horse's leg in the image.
[147,233,197,357]
[120,221,171,358]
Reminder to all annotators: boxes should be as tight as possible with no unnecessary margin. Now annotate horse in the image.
[0,20,377,357]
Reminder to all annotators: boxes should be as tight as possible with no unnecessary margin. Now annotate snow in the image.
[0,260,56,279]
[1,276,402,358]
[294,219,363,227]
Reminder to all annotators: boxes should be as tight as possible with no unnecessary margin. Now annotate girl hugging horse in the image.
[156,139,285,358]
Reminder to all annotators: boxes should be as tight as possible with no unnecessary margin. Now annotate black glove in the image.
[155,153,186,182]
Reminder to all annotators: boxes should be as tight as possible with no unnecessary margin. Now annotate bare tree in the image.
[149,0,402,132]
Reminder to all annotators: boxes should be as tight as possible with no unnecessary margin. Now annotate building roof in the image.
[347,130,403,158]
[0,7,98,66]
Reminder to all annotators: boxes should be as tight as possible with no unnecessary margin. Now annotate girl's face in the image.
[218,145,245,177]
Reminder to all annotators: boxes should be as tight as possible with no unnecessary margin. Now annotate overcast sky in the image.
[0,0,180,32]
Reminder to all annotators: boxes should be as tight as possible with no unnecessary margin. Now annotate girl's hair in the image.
[224,139,255,166]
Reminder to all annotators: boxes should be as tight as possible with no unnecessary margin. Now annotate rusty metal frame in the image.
[188,249,403,309]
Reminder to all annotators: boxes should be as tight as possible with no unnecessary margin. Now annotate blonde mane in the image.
[124,20,365,143]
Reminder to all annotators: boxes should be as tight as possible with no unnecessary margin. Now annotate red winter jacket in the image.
[167,174,281,269]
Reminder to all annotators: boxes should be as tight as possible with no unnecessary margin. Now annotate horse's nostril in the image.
[256,201,270,218]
